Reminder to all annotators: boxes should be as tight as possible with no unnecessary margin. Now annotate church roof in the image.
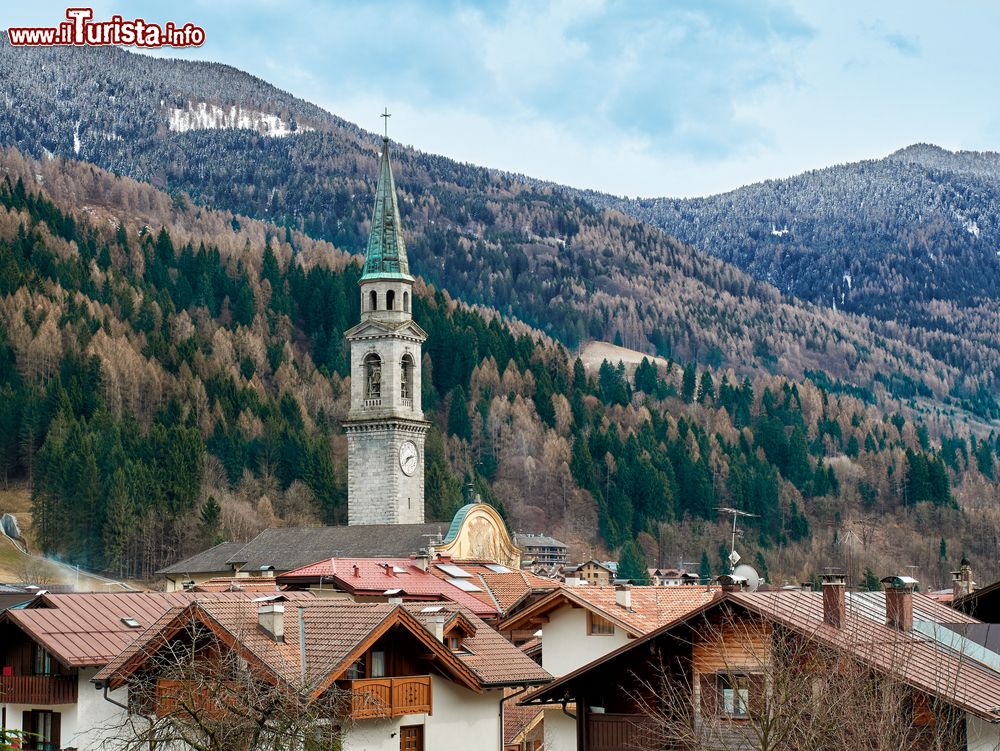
[363,138,412,280]
[442,503,478,544]
[225,525,450,571]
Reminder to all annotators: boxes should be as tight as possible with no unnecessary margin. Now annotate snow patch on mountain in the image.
[167,102,313,137]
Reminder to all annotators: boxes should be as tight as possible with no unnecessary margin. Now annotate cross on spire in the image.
[380,107,391,140]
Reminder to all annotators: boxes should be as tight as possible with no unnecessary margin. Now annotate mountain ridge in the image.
[0,39,997,426]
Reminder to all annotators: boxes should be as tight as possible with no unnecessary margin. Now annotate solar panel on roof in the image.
[485,564,512,573]
[447,578,483,592]
[438,564,471,578]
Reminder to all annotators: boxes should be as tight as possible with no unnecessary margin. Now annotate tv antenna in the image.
[716,507,757,572]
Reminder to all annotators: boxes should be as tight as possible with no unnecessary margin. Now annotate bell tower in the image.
[344,133,429,525]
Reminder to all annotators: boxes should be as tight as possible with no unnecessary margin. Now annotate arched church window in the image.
[386,290,396,311]
[369,290,378,311]
[364,353,382,402]
[403,291,410,313]
[400,354,413,403]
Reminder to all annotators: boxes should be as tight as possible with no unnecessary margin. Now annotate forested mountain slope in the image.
[0,149,997,590]
[578,144,1000,418]
[1,40,995,425]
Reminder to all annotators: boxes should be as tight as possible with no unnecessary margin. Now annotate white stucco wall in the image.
[341,675,502,751]
[2,669,127,750]
[540,606,630,678]
[543,708,577,751]
[966,712,1000,751]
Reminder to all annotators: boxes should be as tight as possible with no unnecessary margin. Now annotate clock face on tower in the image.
[399,440,419,476]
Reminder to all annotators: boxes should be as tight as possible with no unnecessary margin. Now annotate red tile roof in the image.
[96,599,550,693]
[2,591,313,667]
[191,577,283,593]
[277,557,497,618]
[500,585,722,636]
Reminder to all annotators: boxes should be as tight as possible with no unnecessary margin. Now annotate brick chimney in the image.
[257,600,285,643]
[821,573,847,628]
[951,558,974,601]
[881,575,916,631]
[615,583,632,610]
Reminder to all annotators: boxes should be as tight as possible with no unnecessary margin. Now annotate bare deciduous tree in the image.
[97,614,350,751]
[626,612,966,751]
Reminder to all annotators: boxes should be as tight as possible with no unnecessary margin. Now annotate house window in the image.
[371,649,385,679]
[33,645,52,676]
[23,710,59,751]
[588,613,614,635]
[446,635,464,651]
[719,674,750,717]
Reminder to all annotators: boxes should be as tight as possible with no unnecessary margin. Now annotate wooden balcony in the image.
[0,674,78,705]
[345,675,432,719]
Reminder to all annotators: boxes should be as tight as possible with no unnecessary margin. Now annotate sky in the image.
[9,1,1000,197]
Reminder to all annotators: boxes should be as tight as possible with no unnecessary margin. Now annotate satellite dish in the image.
[733,564,761,592]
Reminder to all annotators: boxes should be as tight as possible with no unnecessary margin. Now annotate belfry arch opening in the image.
[400,354,414,403]
[364,353,382,402]
[403,291,410,313]
[386,290,396,311]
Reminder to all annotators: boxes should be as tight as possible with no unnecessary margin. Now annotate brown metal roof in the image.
[523,590,1000,721]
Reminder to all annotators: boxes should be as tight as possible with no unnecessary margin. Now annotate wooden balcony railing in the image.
[344,675,432,719]
[587,713,657,751]
[0,674,78,705]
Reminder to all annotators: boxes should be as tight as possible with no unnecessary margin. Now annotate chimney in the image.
[430,615,445,642]
[717,575,746,593]
[881,575,916,631]
[257,601,285,642]
[821,573,847,628]
[951,558,974,600]
[615,583,632,610]
[413,550,429,572]
[353,565,360,578]
[384,563,395,577]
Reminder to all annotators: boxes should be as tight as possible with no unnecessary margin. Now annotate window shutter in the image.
[50,711,61,750]
[700,674,718,718]
[748,674,766,717]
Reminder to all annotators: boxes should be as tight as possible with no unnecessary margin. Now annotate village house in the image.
[570,561,618,586]
[93,596,551,751]
[499,584,721,751]
[514,533,569,568]
[523,575,1000,751]
[647,567,701,586]
[0,590,312,750]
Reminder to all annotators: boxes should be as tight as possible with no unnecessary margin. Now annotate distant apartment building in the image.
[514,533,568,568]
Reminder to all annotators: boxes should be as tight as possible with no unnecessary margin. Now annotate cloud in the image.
[865,20,921,57]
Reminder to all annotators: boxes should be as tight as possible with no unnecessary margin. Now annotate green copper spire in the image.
[362,137,411,279]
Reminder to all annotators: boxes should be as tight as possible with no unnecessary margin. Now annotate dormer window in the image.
[446,635,463,651]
